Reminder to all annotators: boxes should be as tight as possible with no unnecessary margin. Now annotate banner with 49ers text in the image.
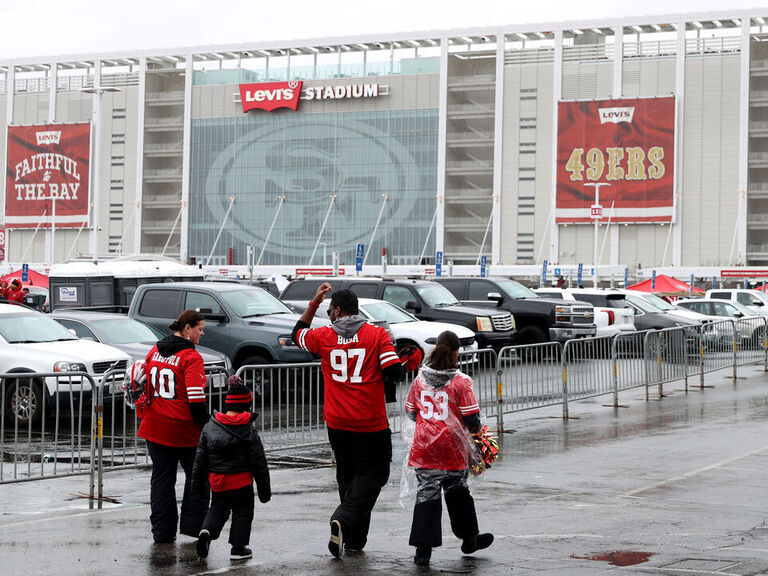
[556,97,675,223]
[5,122,91,229]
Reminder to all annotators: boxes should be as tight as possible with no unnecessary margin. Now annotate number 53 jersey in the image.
[296,322,400,432]
[138,341,207,447]
[405,369,480,471]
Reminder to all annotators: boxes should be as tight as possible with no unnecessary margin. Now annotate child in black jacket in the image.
[192,376,271,561]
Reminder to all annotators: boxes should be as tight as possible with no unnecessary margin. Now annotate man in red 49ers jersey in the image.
[292,283,403,558]
[138,310,211,544]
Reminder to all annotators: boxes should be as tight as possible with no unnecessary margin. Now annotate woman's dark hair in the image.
[426,330,461,370]
[169,309,205,332]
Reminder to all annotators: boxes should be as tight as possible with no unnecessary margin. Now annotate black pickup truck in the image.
[280,277,517,351]
[434,277,596,344]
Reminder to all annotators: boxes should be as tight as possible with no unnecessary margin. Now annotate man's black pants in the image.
[201,484,255,548]
[409,469,479,548]
[146,440,209,543]
[327,427,391,550]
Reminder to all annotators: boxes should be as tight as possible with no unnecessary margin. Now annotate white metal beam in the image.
[134,56,146,255]
[180,55,193,263]
[435,38,448,258]
[611,27,622,266]
[737,14,750,264]
[491,30,504,265]
[672,20,685,266]
[549,30,562,264]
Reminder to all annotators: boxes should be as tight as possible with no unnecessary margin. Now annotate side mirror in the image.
[487,292,504,306]
[755,301,765,307]
[734,311,744,318]
[405,300,422,314]
[197,307,227,323]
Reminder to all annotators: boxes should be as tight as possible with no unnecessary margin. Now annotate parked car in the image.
[623,294,701,331]
[676,299,766,345]
[0,304,131,425]
[286,297,478,358]
[704,289,768,317]
[128,282,324,370]
[280,278,516,351]
[50,310,231,392]
[621,290,716,324]
[533,287,635,338]
[434,277,595,344]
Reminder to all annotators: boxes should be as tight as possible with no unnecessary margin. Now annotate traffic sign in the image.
[355,244,364,272]
[577,263,583,285]
[22,263,28,283]
[480,255,487,278]
[435,251,443,277]
[541,260,548,284]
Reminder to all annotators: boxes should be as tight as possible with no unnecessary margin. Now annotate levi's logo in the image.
[36,131,61,146]
[598,106,635,124]
[239,81,303,112]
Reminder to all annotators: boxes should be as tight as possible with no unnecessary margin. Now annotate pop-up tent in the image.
[1,268,49,288]
[627,274,705,297]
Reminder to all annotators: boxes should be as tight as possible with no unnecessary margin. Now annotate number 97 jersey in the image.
[405,371,480,471]
[296,322,401,432]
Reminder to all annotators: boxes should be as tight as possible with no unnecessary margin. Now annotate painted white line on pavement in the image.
[623,445,768,498]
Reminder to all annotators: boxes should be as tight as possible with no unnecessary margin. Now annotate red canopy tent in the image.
[627,274,704,297]
[1,268,49,288]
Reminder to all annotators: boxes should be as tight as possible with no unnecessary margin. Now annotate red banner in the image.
[239,81,302,113]
[556,97,675,224]
[5,123,91,229]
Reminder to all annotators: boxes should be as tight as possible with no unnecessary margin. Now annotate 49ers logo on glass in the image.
[240,81,302,112]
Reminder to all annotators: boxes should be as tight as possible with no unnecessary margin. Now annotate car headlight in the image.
[278,335,295,347]
[476,317,493,332]
[425,337,437,345]
[54,361,87,373]
[224,355,232,372]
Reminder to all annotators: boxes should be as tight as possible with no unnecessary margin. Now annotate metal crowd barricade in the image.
[613,330,648,400]
[700,319,738,379]
[496,342,564,416]
[458,348,499,422]
[734,316,768,368]
[0,371,98,495]
[562,336,615,413]
[237,362,327,453]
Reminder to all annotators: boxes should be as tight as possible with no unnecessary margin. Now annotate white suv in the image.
[704,289,768,316]
[0,304,131,425]
[534,288,635,337]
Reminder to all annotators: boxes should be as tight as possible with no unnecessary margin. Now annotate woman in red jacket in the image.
[138,309,211,544]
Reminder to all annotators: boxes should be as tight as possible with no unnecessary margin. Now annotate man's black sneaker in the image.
[328,520,343,558]
[196,529,211,559]
[461,533,494,554]
[414,546,432,566]
[230,546,253,560]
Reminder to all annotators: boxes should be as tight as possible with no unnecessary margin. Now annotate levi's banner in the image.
[5,122,91,229]
[240,81,303,112]
[556,97,675,223]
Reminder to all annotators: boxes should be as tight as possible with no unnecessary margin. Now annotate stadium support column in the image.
[435,37,448,260]
[491,30,505,265]
[90,60,102,263]
[180,54,193,264]
[737,15,750,264]
[610,27,622,266]
[549,30,562,264]
[134,56,146,255]
[1,65,13,263]
[672,20,685,266]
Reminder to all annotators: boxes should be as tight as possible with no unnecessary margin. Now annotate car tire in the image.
[239,355,271,403]
[517,326,547,345]
[4,376,44,427]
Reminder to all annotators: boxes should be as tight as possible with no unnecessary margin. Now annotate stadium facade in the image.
[1,9,767,270]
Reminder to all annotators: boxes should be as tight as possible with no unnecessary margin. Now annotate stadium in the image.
[0,8,766,277]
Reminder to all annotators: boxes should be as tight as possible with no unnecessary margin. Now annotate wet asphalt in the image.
[6,367,768,575]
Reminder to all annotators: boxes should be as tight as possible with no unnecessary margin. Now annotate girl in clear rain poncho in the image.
[403,330,494,567]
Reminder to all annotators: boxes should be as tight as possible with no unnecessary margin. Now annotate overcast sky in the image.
[0,1,766,60]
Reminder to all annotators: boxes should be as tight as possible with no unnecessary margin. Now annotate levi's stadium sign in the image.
[239,80,383,113]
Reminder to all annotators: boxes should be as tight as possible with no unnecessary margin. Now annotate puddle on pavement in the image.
[571,550,655,566]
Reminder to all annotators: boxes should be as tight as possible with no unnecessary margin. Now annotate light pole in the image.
[80,84,121,262]
[584,182,611,288]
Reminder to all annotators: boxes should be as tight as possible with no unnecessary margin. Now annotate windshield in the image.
[220,288,292,317]
[90,317,163,344]
[414,284,460,307]
[0,313,77,343]
[641,293,676,311]
[626,295,663,313]
[496,279,538,299]
[361,301,417,324]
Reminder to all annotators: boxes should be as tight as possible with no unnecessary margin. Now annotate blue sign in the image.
[21,263,28,283]
[554,267,561,276]
[577,263,583,285]
[690,274,695,293]
[435,250,443,277]
[541,259,548,285]
[651,270,656,290]
[624,267,629,288]
[712,276,717,289]
[355,244,364,272]
[480,255,487,278]
[744,278,749,289]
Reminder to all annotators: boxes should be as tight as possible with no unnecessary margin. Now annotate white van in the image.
[704,289,768,316]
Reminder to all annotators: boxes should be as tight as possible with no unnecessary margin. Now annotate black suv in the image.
[434,277,596,344]
[280,277,517,350]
